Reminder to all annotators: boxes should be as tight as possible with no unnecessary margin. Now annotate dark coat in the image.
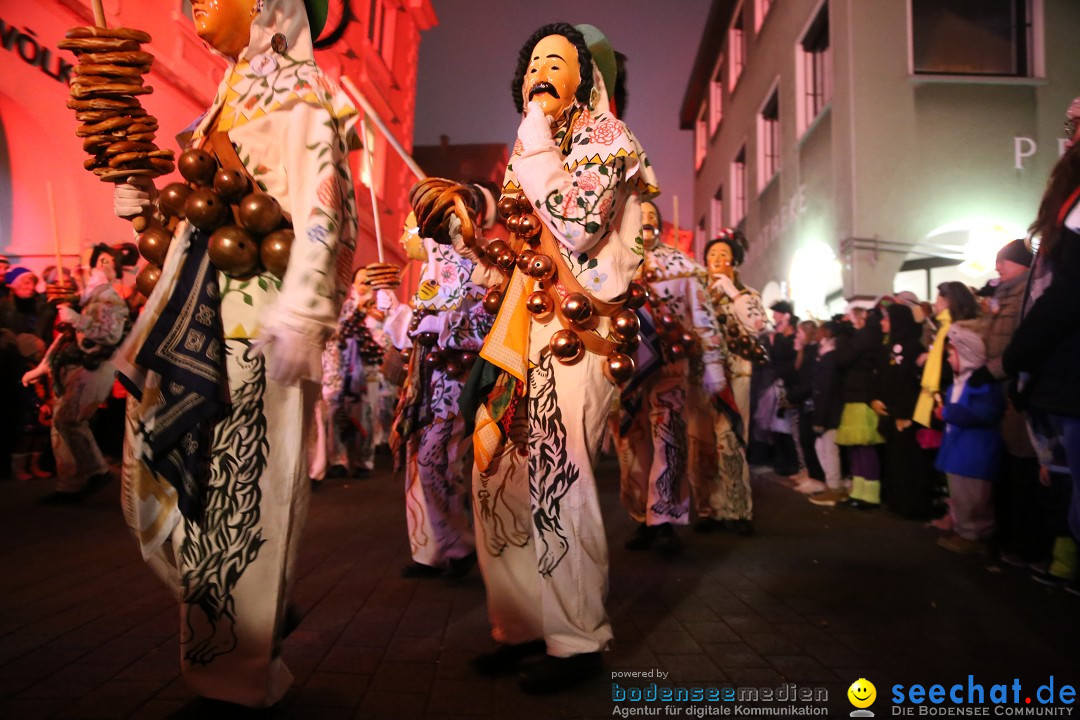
[935,382,1005,480]
[835,322,884,404]
[811,347,843,430]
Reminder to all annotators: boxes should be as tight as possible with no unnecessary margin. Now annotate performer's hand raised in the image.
[711,273,739,300]
[113,176,157,219]
[517,101,555,153]
[254,325,323,386]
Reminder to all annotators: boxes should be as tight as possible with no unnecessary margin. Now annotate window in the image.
[758,88,780,188]
[911,0,1033,76]
[711,187,724,237]
[731,145,748,225]
[709,56,724,136]
[695,103,708,171]
[797,1,832,134]
[729,4,746,90]
[755,0,774,33]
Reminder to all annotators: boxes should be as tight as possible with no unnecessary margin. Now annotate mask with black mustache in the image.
[529,82,559,101]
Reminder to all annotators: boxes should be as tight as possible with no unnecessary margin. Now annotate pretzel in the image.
[76,115,138,136]
[66,26,152,43]
[125,132,156,143]
[71,74,145,88]
[67,96,140,111]
[83,135,126,152]
[57,37,142,53]
[79,51,155,66]
[70,83,153,98]
[127,121,159,134]
[74,64,150,78]
[75,108,141,123]
[105,141,157,157]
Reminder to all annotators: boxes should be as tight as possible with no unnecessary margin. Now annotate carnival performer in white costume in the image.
[691,232,768,535]
[615,201,726,554]
[110,0,359,707]
[380,211,495,578]
[411,22,659,693]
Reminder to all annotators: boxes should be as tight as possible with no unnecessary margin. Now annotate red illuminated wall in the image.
[0,0,434,286]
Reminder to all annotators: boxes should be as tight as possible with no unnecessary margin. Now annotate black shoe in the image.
[839,498,878,510]
[727,519,755,536]
[693,517,725,533]
[651,523,682,555]
[471,640,546,677]
[518,652,603,694]
[400,562,444,579]
[281,604,304,639]
[624,523,655,550]
[37,491,84,506]
[83,472,113,497]
[327,464,348,479]
[444,552,477,579]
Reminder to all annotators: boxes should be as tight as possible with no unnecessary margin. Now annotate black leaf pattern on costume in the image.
[649,384,689,521]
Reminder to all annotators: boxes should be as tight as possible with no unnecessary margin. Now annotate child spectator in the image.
[808,321,846,506]
[935,324,1005,553]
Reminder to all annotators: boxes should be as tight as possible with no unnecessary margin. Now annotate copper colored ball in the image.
[505,214,523,235]
[213,167,251,201]
[401,347,412,362]
[680,331,696,348]
[159,182,192,218]
[605,352,635,385]
[549,329,584,364]
[135,263,161,297]
[444,360,463,378]
[184,188,231,231]
[482,288,503,314]
[416,331,439,346]
[527,254,555,280]
[659,313,679,332]
[525,290,554,316]
[459,351,477,368]
[612,308,640,339]
[666,343,687,362]
[644,269,658,283]
[423,350,444,369]
[208,224,259,276]
[137,225,172,266]
[624,282,647,309]
[496,248,517,271]
[497,195,519,220]
[619,333,641,353]
[177,148,218,186]
[260,228,294,279]
[516,248,537,272]
[514,195,534,214]
[561,292,593,324]
[485,240,510,264]
[516,213,541,238]
[238,192,284,235]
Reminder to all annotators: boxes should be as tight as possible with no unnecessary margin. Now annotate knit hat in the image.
[946,323,986,377]
[770,300,793,316]
[996,239,1032,268]
[4,266,31,285]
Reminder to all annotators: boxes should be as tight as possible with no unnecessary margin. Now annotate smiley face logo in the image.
[848,678,877,709]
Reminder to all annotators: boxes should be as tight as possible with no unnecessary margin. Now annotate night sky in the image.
[413,0,713,231]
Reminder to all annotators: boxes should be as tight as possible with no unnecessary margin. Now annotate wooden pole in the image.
[340,76,427,182]
[672,196,679,249]
[360,118,385,263]
[46,182,64,284]
[91,0,107,28]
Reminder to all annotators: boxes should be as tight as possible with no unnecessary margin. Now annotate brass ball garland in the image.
[505,214,524,235]
[604,352,635,385]
[611,308,640,340]
[238,192,284,235]
[516,213,541,238]
[549,329,584,364]
[497,195,519,220]
[184,187,231,232]
[208,225,259,277]
[516,248,537,272]
[482,288,504,314]
[624,282,647,310]
[526,254,555,280]
[213,167,251,201]
[666,343,687,362]
[561,292,594,324]
[135,263,162,297]
[514,195,534,214]
[137,225,172,266]
[178,148,217,186]
[526,290,554,316]
[260,228,293,280]
[159,182,192,218]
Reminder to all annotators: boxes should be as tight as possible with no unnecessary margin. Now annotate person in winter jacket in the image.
[807,321,845,506]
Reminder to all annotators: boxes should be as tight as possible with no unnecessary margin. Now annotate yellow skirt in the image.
[835,402,884,446]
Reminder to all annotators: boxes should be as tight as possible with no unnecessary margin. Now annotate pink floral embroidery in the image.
[577,171,601,192]
[572,109,593,132]
[598,195,613,218]
[561,187,580,216]
[317,176,342,212]
[244,95,259,110]
[591,119,622,146]
[512,139,524,156]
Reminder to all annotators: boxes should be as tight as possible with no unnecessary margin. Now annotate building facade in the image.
[681,0,1080,317]
[0,0,434,282]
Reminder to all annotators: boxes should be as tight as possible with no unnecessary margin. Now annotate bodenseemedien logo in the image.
[848,678,877,717]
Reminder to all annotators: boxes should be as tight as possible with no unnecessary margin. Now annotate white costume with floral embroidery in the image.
[115,0,358,707]
[615,244,725,527]
[471,79,659,656]
[385,237,492,569]
[689,282,766,522]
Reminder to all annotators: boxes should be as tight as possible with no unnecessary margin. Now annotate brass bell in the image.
[416,331,439,346]
[561,292,593,324]
[137,225,172,266]
[658,313,679,332]
[213,168,251,201]
[526,254,555,280]
[135,263,161,297]
[525,290,553,316]
[680,331,696,348]
[444,359,463,378]
[496,248,517,271]
[423,350,444,369]
[619,333,641,353]
[482,288,503,314]
[611,308,640,340]
[178,148,218,186]
[485,239,510,264]
[515,195,534,214]
[604,352,635,385]
[516,213,541,238]
[549,329,584,364]
[159,182,192,218]
[401,347,412,362]
[516,248,537,272]
[184,188,231,232]
[208,224,259,276]
[505,214,523,235]
[644,269,658,283]
[260,228,294,279]
[624,282,647,310]
[459,350,477,368]
[238,192,284,235]
[666,343,686,362]
[497,195,519,220]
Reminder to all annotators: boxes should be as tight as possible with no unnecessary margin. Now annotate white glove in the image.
[254,325,324,386]
[702,363,727,398]
[711,273,739,299]
[57,305,81,327]
[375,289,397,313]
[415,314,443,336]
[446,215,478,262]
[22,363,48,387]
[517,101,555,153]
[113,176,157,219]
